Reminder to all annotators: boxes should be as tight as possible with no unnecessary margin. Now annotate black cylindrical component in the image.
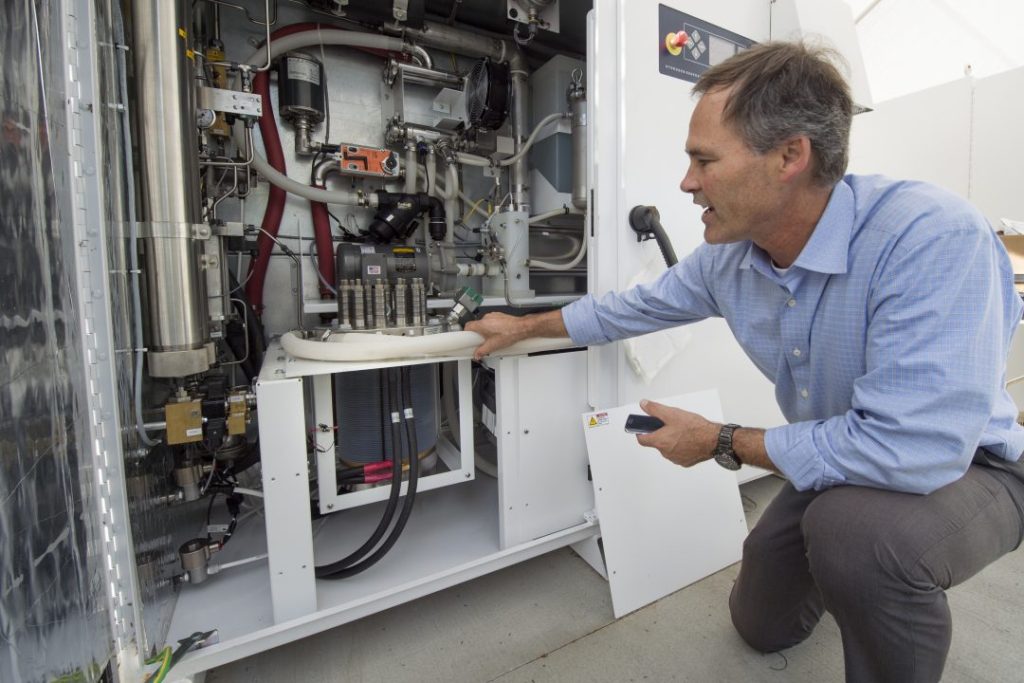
[366,192,446,244]
[278,52,325,124]
[367,194,423,243]
[425,196,446,241]
[336,242,429,284]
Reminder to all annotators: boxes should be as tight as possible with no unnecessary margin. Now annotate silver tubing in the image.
[568,69,587,210]
[395,60,463,88]
[131,0,211,376]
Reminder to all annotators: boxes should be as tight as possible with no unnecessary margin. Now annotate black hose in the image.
[314,369,404,578]
[628,205,678,267]
[316,366,420,580]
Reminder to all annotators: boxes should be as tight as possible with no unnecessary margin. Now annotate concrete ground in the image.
[207,476,1024,682]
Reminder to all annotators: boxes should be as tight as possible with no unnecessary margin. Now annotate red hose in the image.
[310,194,335,297]
[245,23,411,314]
[244,65,286,316]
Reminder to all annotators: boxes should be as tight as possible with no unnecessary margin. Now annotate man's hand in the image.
[465,312,529,360]
[464,309,569,361]
[635,399,721,468]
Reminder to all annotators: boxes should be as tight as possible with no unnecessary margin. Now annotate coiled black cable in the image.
[315,367,420,579]
[315,369,402,577]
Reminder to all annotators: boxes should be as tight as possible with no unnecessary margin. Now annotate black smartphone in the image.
[624,414,664,434]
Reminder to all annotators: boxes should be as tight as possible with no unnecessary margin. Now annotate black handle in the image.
[628,204,678,267]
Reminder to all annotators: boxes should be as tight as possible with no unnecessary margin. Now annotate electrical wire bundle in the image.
[315,366,420,579]
[337,460,399,486]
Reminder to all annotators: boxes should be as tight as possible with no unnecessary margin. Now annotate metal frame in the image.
[255,351,317,623]
[63,0,143,669]
[313,360,475,514]
[256,345,480,623]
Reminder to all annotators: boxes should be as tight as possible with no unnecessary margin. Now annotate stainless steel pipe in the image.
[568,72,588,210]
[131,0,212,377]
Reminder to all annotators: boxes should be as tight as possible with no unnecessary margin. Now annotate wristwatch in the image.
[713,423,742,471]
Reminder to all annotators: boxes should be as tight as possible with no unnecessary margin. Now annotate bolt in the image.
[327,503,334,510]
[523,429,530,434]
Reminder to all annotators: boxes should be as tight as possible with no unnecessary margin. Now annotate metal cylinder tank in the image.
[278,53,325,125]
[131,0,211,377]
[568,73,588,210]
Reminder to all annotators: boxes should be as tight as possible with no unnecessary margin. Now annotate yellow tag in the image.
[185,49,194,60]
[178,28,187,39]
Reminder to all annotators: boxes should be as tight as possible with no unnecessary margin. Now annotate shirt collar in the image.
[737,180,854,276]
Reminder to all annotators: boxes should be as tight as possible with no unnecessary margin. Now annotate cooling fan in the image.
[465,58,511,131]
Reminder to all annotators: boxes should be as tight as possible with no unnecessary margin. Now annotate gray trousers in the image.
[729,451,1024,682]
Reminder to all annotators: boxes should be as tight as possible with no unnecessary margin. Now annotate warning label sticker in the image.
[587,412,609,428]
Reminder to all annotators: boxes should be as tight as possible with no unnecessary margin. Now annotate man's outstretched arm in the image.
[464,310,569,360]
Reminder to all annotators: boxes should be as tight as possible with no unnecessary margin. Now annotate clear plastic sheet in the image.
[0,1,113,680]
[94,0,209,658]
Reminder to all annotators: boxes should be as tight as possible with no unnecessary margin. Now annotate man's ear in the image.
[777,135,813,183]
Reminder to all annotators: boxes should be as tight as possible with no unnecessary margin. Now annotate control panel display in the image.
[658,4,755,83]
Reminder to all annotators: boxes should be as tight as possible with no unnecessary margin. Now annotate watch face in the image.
[714,449,742,471]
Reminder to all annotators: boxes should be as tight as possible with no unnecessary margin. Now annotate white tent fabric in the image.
[845,0,1024,102]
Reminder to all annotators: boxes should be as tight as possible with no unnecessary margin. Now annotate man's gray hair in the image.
[693,41,853,186]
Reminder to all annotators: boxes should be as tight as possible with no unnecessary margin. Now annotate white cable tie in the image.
[391,411,401,424]
[404,407,414,420]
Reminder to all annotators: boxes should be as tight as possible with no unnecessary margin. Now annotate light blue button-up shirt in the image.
[563,174,1024,494]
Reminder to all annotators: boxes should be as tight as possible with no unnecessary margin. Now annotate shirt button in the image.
[792,348,802,357]
[787,298,797,307]
[800,388,809,398]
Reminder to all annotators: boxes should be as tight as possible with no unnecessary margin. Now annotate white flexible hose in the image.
[498,112,567,167]
[455,112,568,168]
[281,330,574,362]
[529,207,583,224]
[529,236,587,271]
[242,135,379,206]
[246,30,407,68]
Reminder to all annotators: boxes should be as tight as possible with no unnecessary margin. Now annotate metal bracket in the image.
[506,0,561,33]
[211,221,246,237]
[197,86,263,118]
[393,0,409,21]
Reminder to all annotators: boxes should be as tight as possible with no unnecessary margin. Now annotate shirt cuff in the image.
[560,295,609,346]
[764,421,848,491]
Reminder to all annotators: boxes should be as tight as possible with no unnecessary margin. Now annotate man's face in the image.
[680,88,781,245]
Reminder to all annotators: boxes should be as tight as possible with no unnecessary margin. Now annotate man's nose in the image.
[680,169,699,194]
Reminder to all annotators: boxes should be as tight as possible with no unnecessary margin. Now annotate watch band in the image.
[713,423,742,470]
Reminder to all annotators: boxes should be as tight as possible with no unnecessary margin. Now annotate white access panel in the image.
[582,390,747,617]
[969,66,1024,227]
[493,350,596,548]
[588,0,784,433]
[847,77,973,198]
